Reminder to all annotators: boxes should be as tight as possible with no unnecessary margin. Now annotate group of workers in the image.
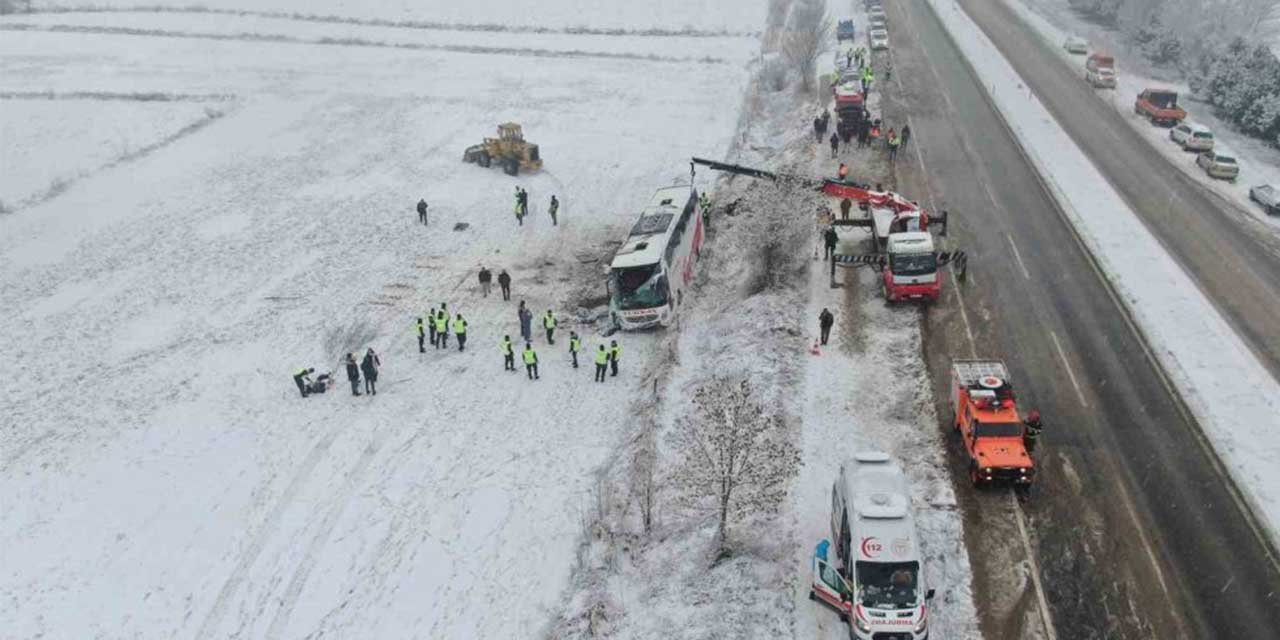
[293,348,382,397]
[514,187,560,226]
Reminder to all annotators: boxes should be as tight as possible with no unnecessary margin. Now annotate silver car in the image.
[1196,150,1239,182]
[1249,184,1280,215]
[870,28,889,51]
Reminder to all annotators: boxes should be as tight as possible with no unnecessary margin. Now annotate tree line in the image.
[1069,0,1280,147]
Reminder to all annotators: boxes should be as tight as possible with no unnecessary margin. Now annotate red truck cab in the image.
[1135,89,1186,127]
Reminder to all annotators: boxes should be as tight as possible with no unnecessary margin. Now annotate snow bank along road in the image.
[883,0,1280,637]
[0,4,766,637]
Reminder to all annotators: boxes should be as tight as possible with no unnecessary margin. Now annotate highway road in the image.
[956,0,1280,382]
[873,0,1280,638]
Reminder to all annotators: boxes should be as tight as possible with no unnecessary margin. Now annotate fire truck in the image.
[950,360,1036,486]
[688,158,967,303]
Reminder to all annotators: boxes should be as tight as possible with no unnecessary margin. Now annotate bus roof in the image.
[609,185,694,270]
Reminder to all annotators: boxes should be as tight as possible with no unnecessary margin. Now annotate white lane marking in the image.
[950,282,979,357]
[1049,330,1089,408]
[1113,478,1174,599]
[1011,492,1060,640]
[1006,232,1032,279]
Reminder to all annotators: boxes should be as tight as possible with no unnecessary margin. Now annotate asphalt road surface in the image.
[868,0,1280,638]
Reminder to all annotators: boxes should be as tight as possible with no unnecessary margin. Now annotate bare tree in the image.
[668,377,800,552]
[781,0,833,94]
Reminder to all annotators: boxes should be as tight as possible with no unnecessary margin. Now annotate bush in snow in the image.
[781,0,832,94]
[668,376,800,553]
[1193,38,1280,145]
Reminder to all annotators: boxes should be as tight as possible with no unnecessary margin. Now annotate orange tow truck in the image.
[950,360,1036,487]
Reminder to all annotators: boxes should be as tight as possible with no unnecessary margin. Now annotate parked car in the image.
[837,19,856,42]
[1249,184,1280,215]
[1196,150,1240,182]
[1063,36,1088,54]
[869,6,886,20]
[1084,53,1116,88]
[869,14,886,28]
[870,28,889,51]
[1169,122,1214,152]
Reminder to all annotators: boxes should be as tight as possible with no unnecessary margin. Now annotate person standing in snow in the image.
[345,353,361,396]
[435,308,449,349]
[522,343,539,380]
[543,309,557,345]
[518,301,533,343]
[568,331,581,369]
[594,344,609,382]
[840,197,853,221]
[514,187,525,225]
[548,195,559,226]
[426,306,438,347]
[293,367,315,398]
[900,124,912,149]
[829,131,840,158]
[819,308,835,346]
[360,348,380,395]
[1024,409,1043,452]
[498,270,512,301]
[823,226,839,261]
[453,313,468,352]
[415,317,426,353]
[500,335,515,371]
[609,340,621,377]
[478,266,492,297]
[520,187,530,218]
[417,198,428,225]
[814,115,824,142]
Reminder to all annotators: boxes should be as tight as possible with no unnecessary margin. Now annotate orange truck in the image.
[1134,89,1186,127]
[949,360,1036,487]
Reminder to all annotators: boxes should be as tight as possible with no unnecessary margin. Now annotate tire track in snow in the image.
[194,419,341,640]
[264,424,393,639]
[0,23,728,65]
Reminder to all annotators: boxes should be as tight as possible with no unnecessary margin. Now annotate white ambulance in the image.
[810,452,934,639]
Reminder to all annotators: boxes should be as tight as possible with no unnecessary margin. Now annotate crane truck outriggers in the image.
[689,158,966,303]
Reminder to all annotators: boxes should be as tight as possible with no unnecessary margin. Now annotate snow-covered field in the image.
[29,0,766,34]
[0,96,227,211]
[0,2,766,637]
[927,0,1280,545]
[1011,0,1280,231]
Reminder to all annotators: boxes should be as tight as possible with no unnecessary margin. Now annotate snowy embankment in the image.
[1009,0,1280,233]
[0,1,766,637]
[927,0,1280,542]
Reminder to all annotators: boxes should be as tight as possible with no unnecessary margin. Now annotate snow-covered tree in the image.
[668,377,800,552]
[781,0,832,94]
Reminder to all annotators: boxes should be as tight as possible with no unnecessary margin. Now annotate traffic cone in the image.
[811,339,821,356]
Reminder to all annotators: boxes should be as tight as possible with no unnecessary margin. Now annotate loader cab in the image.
[822,452,932,640]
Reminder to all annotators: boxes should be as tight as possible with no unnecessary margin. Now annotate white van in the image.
[1169,122,1214,152]
[811,452,933,639]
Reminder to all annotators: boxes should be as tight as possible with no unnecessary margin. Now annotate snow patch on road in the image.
[929,0,1280,544]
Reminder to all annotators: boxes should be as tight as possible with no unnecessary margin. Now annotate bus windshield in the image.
[855,561,920,608]
[611,263,668,310]
[890,253,937,276]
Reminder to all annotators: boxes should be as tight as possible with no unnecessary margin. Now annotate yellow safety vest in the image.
[595,349,608,365]
[452,318,467,334]
[544,314,556,329]
[434,314,447,331]
[415,321,425,337]
[611,345,622,361]
[570,337,581,352]
[523,349,537,364]
[500,339,512,355]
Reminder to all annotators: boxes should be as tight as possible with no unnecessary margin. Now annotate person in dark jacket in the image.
[293,367,315,397]
[829,131,839,158]
[478,267,492,297]
[548,195,559,226]
[900,124,912,148]
[1024,409,1043,452]
[498,270,512,301]
[609,340,621,377]
[417,199,428,225]
[819,308,835,345]
[543,310,557,345]
[840,197,853,221]
[426,306,438,347]
[814,116,824,142]
[823,227,839,261]
[345,353,361,396]
[360,348,380,395]
[518,301,533,343]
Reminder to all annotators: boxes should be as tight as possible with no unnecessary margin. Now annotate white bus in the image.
[608,185,704,330]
